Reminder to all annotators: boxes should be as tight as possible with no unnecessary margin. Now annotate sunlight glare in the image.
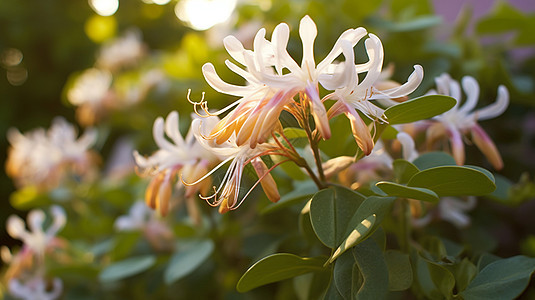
[174,0,237,31]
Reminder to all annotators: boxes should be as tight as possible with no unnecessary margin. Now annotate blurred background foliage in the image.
[1,0,534,298]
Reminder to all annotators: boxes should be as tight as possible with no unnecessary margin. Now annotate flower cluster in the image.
[67,30,167,126]
[3,206,66,300]
[6,118,97,190]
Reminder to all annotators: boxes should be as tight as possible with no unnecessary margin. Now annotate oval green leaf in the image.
[353,239,389,300]
[376,181,439,202]
[330,215,376,263]
[461,256,535,300]
[412,151,457,170]
[309,186,366,248]
[164,239,214,285]
[407,166,496,196]
[385,250,413,291]
[237,253,326,292]
[393,159,420,184]
[384,95,456,125]
[99,255,156,282]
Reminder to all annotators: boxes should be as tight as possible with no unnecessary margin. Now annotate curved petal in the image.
[164,111,185,148]
[475,85,509,121]
[373,65,424,99]
[447,126,465,166]
[458,76,479,114]
[397,132,418,162]
[271,22,301,75]
[223,35,247,65]
[299,15,317,74]
[202,63,252,97]
[358,35,384,89]
[306,83,331,139]
[317,27,368,72]
[320,40,357,91]
[153,117,176,151]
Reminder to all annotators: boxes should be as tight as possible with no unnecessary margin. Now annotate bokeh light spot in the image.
[89,0,119,16]
[84,15,117,43]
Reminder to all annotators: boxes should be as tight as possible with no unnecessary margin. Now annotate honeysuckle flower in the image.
[426,74,509,169]
[67,68,113,126]
[412,196,477,229]
[6,206,66,261]
[9,276,63,300]
[338,132,418,188]
[96,30,146,72]
[6,118,97,189]
[115,201,174,251]
[198,15,370,148]
[134,111,219,218]
[325,36,424,155]
[188,118,283,213]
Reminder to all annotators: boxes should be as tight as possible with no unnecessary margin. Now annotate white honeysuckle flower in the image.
[115,201,174,249]
[426,73,509,169]
[198,15,370,148]
[67,68,112,107]
[6,206,66,261]
[9,276,63,300]
[413,196,477,229]
[6,118,97,189]
[326,37,424,155]
[338,132,418,188]
[188,117,282,213]
[134,111,219,217]
[114,201,156,231]
[96,30,146,71]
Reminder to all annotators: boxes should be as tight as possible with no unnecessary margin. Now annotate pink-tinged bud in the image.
[447,127,465,166]
[218,197,232,214]
[156,178,172,217]
[236,112,260,146]
[306,83,331,139]
[251,158,280,203]
[145,174,164,209]
[322,156,354,178]
[346,110,373,155]
[471,124,503,170]
[185,196,202,226]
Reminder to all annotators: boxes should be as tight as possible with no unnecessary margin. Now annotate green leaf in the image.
[164,239,214,285]
[309,186,366,248]
[419,254,456,299]
[385,250,413,291]
[99,255,156,282]
[10,186,51,210]
[282,127,308,140]
[393,159,420,184]
[330,196,395,262]
[236,253,326,292]
[384,95,456,125]
[461,256,535,300]
[330,215,376,263]
[487,174,513,204]
[376,181,439,202]
[412,151,456,170]
[353,239,389,300]
[407,166,496,196]
[451,258,477,293]
[333,250,356,298]
[261,180,318,214]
